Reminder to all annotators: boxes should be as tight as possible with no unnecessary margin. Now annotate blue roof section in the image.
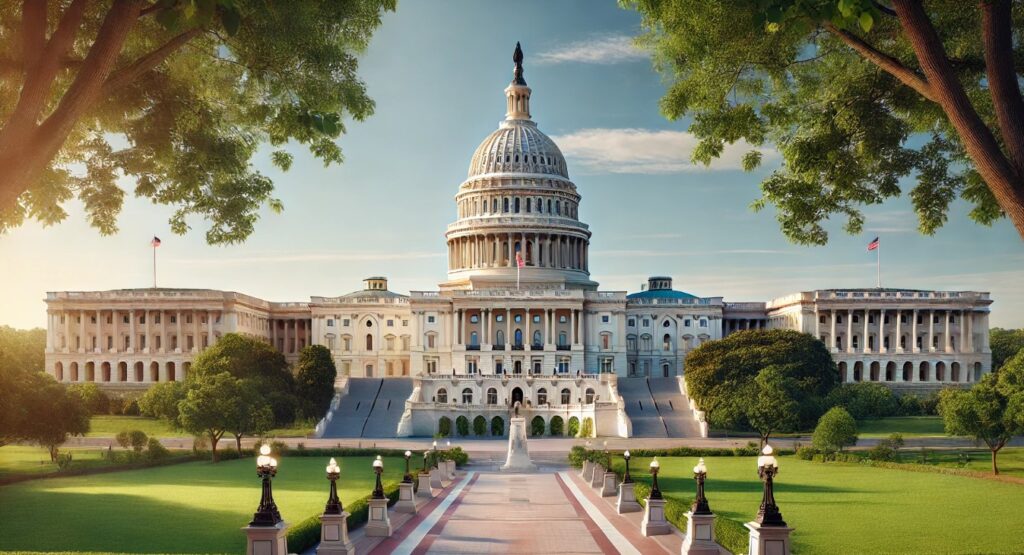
[627,289,699,300]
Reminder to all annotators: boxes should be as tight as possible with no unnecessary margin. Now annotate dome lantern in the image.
[505,42,532,121]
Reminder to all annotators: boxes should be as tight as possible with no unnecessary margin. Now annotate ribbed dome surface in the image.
[468,121,568,178]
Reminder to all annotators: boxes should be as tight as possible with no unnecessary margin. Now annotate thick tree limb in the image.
[892,0,1024,241]
[21,0,47,74]
[824,22,937,102]
[980,0,1024,176]
[102,27,202,97]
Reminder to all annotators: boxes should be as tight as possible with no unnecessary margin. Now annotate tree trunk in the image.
[991,448,999,475]
[980,1,1024,175]
[893,0,1024,241]
[210,433,219,463]
[235,434,243,452]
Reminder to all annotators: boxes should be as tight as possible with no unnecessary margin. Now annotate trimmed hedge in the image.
[569,444,774,466]
[286,480,401,553]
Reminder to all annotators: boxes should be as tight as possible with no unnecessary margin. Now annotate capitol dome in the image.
[468,122,569,178]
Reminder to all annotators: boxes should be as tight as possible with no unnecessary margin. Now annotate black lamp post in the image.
[649,458,662,500]
[324,457,342,515]
[691,457,711,515]
[250,444,282,526]
[372,455,385,499]
[755,445,786,527]
[403,450,412,483]
[623,450,632,483]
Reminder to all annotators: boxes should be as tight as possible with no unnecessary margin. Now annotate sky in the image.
[1,0,1022,329]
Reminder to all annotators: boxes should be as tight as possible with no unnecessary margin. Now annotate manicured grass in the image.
[0,455,405,553]
[87,415,187,438]
[0,446,117,479]
[910,448,1024,478]
[613,455,1024,554]
[857,416,947,438]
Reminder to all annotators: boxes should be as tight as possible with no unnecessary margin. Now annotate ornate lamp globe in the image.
[323,457,342,514]
[403,450,413,483]
[649,457,663,500]
[755,444,786,527]
[623,450,632,483]
[372,455,385,499]
[250,444,282,526]
[691,457,711,515]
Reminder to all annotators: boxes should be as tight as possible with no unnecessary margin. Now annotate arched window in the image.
[514,329,523,346]
[514,197,520,213]
[526,198,532,212]
[559,332,568,346]
[585,388,595,404]
[437,388,448,403]
[663,333,672,351]
[600,332,612,350]
[496,329,505,346]
[366,334,373,350]
[561,388,571,404]
[555,200,561,215]
[487,387,498,405]
[470,331,478,346]
[537,388,547,405]
[533,330,542,346]
[462,388,473,404]
[492,198,498,212]
[503,198,509,212]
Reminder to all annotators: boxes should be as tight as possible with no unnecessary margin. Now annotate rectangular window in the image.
[900,314,907,324]
[532,315,540,323]
[107,336,113,349]
[122,315,129,324]
[90,316,96,324]
[427,316,435,324]
[402,320,409,326]
[700,319,707,327]
[155,336,162,350]
[868,314,874,324]
[154,314,161,324]
[170,315,176,324]
[642,319,649,326]
[124,336,130,350]
[627,319,635,327]
[819,315,826,324]
[106,315,112,324]
[327,319,335,327]
[140,335,147,349]
[186,314,193,324]
[387,319,394,327]
[187,335,194,350]
[837,315,843,324]
[852,315,859,323]
[140,315,146,324]
[427,335,435,348]
[684,319,691,327]
[852,336,859,349]
[602,315,610,323]
[343,318,350,326]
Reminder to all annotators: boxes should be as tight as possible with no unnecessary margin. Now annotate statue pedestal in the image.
[416,473,434,498]
[316,512,355,555]
[641,498,671,536]
[365,497,392,537]
[243,521,288,555]
[500,416,537,472]
[395,481,419,513]
[590,464,605,488]
[745,521,794,555]
[616,482,641,513]
[600,471,617,497]
[681,511,724,555]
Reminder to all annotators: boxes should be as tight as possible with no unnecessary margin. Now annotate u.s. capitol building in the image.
[43,46,993,404]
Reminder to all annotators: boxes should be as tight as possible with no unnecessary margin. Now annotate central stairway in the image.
[617,377,703,438]
[320,377,414,438]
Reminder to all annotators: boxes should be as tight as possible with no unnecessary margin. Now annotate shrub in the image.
[269,440,289,456]
[490,416,504,436]
[568,446,587,467]
[55,453,74,471]
[456,415,470,437]
[146,437,170,460]
[438,417,452,437]
[580,417,594,438]
[115,430,131,449]
[567,416,580,437]
[812,407,858,453]
[68,383,110,415]
[116,430,148,452]
[896,394,924,416]
[122,399,141,416]
[436,446,469,466]
[826,382,898,419]
[192,435,209,453]
[472,415,487,436]
[795,446,817,460]
[530,416,545,436]
[549,415,564,436]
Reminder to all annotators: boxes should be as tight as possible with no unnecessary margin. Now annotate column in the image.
[143,309,150,352]
[95,309,101,352]
[814,307,820,337]
[483,309,489,345]
[862,309,869,353]
[270,317,276,350]
[112,309,118,353]
[193,311,199,352]
[959,310,967,352]
[846,309,853,353]
[506,308,511,346]
[78,310,85,352]
[966,311,974,352]
[507,233,513,267]
[879,308,886,353]
[928,310,935,352]
[945,310,952,352]
[911,309,919,353]
[456,309,463,346]
[544,309,551,346]
[895,309,902,352]
[525,307,531,346]
[129,309,136,351]
[176,310,183,352]
[571,309,578,345]
[160,310,167,353]
[830,309,837,351]
[206,310,214,349]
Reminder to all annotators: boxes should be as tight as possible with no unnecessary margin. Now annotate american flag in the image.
[515,251,525,268]
[867,237,879,251]
[151,236,161,247]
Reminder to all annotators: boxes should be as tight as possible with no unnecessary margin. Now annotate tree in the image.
[625,0,1024,243]
[0,326,47,372]
[472,415,487,437]
[938,372,1022,474]
[138,380,185,422]
[490,416,504,437]
[225,379,273,452]
[826,382,899,419]
[177,371,242,462]
[456,415,470,437]
[530,415,545,437]
[293,345,337,420]
[747,365,801,446]
[812,406,859,454]
[67,382,110,414]
[686,329,839,430]
[0,364,89,456]
[990,328,1024,371]
[0,0,395,243]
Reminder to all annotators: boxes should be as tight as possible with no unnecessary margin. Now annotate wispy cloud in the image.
[171,251,444,266]
[591,248,800,258]
[550,128,778,175]
[864,210,917,234]
[535,35,648,65]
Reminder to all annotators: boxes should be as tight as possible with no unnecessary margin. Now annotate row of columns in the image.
[54,359,188,384]
[456,193,577,219]
[448,232,588,271]
[452,307,582,347]
[820,308,978,354]
[274,318,310,354]
[48,309,218,354]
[839,360,977,384]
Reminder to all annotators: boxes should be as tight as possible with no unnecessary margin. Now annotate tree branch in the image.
[871,1,897,17]
[101,27,202,96]
[823,22,937,102]
[980,0,1024,175]
[21,0,47,74]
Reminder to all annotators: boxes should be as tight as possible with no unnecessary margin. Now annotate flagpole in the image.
[152,243,157,288]
[876,237,881,288]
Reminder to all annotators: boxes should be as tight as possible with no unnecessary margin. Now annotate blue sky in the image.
[1,0,1022,329]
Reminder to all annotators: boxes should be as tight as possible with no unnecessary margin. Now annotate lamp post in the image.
[250,444,282,526]
[755,445,786,527]
[403,450,412,483]
[422,449,429,473]
[432,440,438,468]
[372,455,385,499]
[649,457,662,500]
[324,457,343,515]
[623,450,633,483]
[692,457,711,515]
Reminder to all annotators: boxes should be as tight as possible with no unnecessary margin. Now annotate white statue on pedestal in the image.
[501,401,537,472]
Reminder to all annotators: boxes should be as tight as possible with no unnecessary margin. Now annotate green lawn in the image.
[0,445,114,479]
[0,455,405,553]
[614,455,1024,554]
[88,415,314,439]
[857,416,947,438]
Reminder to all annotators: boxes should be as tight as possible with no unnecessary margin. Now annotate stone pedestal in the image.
[681,511,724,555]
[365,497,392,538]
[590,464,605,488]
[641,498,671,536]
[243,521,288,555]
[446,459,456,480]
[500,416,537,472]
[416,473,434,498]
[395,481,419,514]
[316,512,355,555]
[581,460,593,480]
[616,482,641,513]
[600,471,617,497]
[429,467,443,489]
[745,521,794,555]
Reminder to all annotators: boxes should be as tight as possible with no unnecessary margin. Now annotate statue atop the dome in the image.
[512,41,526,85]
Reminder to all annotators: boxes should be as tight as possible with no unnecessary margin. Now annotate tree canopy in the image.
[293,344,337,420]
[0,364,89,458]
[625,0,1024,243]
[812,406,858,453]
[0,0,395,243]
[990,328,1024,372]
[177,370,245,461]
[938,367,1024,475]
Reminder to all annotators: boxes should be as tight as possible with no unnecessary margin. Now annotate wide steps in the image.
[362,378,414,438]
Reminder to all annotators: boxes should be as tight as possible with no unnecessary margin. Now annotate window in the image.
[559,332,568,346]
[699,319,707,327]
[170,315,176,324]
[386,336,395,350]
[642,319,649,326]
[427,315,435,323]
[559,315,567,323]
[366,334,373,350]
[853,314,860,323]
[437,388,448,403]
[852,335,859,349]
[327,319,335,327]
[496,314,504,322]
[387,319,394,327]
[366,320,373,327]
[461,388,473,404]
[602,315,610,323]
[819,315,826,324]
[600,332,611,350]
[122,315,129,324]
[585,388,596,404]
[532,330,542,346]
[837,315,843,324]
[343,319,350,326]
[470,315,479,324]
[684,319,691,327]
[515,314,522,323]
[663,334,671,351]
[628,319,635,327]
[496,330,505,346]
[427,334,436,348]
[537,388,548,405]
[402,320,408,326]
[342,336,352,350]
[627,335,637,350]
[533,315,541,323]
[487,388,498,405]
[327,336,336,350]
[663,320,671,328]
[470,331,478,345]
[868,314,874,324]
[561,388,571,404]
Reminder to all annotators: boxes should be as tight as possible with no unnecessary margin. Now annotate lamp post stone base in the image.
[681,511,726,554]
[243,521,288,555]
[316,512,355,555]
[581,460,593,480]
[616,482,641,513]
[641,498,671,536]
[600,472,617,497]
[417,473,434,498]
[446,460,456,480]
[590,464,605,488]
[395,481,419,513]
[745,521,794,555]
[429,467,444,489]
[365,497,392,538]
